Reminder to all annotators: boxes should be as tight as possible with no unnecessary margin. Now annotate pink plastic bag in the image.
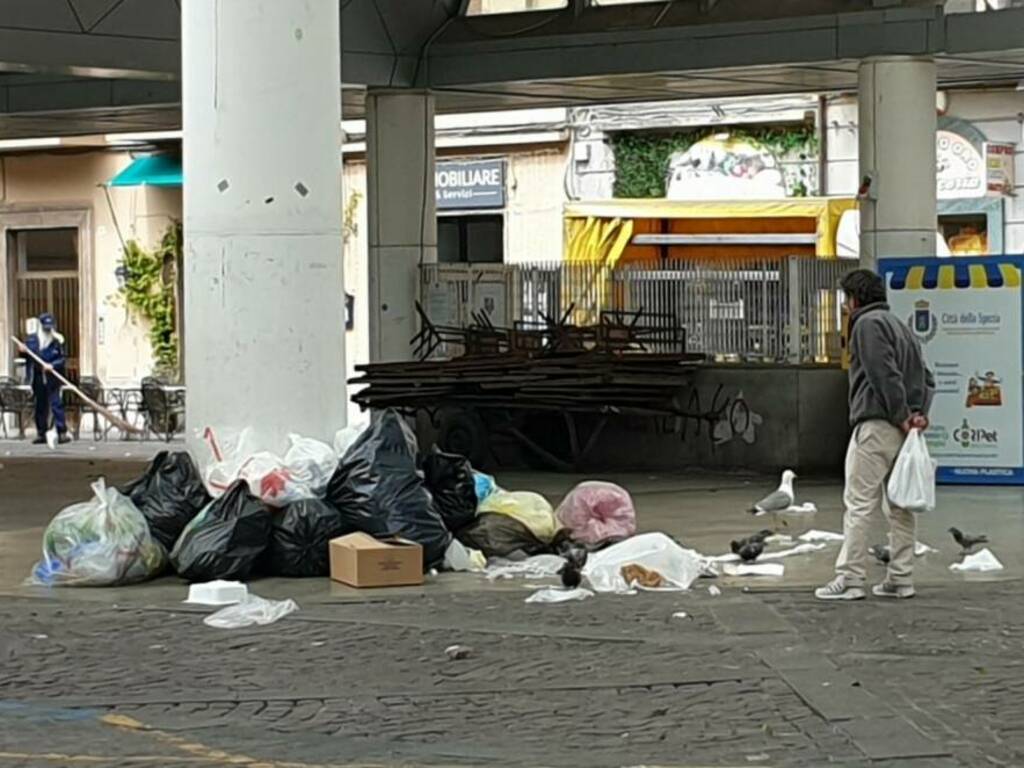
[555,481,636,545]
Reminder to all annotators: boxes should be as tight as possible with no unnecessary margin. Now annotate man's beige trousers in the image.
[835,420,916,586]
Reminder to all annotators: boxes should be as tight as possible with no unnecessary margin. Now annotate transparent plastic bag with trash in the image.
[31,478,167,586]
[581,532,703,593]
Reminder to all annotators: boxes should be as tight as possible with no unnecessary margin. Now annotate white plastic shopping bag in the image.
[887,429,937,513]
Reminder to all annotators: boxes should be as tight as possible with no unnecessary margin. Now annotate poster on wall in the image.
[880,256,1024,485]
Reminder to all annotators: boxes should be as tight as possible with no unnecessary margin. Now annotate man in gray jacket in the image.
[816,269,935,601]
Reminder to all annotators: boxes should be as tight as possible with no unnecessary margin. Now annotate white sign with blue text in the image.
[881,256,1024,485]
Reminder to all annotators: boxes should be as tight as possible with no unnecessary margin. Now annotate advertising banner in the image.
[880,256,1024,485]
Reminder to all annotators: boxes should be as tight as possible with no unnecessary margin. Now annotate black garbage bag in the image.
[268,498,351,577]
[121,451,211,551]
[421,446,477,532]
[456,513,548,558]
[170,481,271,582]
[325,409,451,569]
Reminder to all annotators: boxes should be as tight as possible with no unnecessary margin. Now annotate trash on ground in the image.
[672,611,689,620]
[185,579,249,605]
[621,563,665,588]
[484,554,566,581]
[170,481,271,583]
[202,427,324,507]
[31,478,166,587]
[915,541,938,556]
[765,534,795,546]
[887,428,936,513]
[583,533,703,594]
[709,541,825,564]
[268,498,350,577]
[121,451,210,551]
[282,433,338,497]
[708,585,722,596]
[422,446,478,533]
[473,471,497,503]
[329,532,424,587]
[325,409,450,569]
[555,481,636,546]
[799,529,845,543]
[949,548,1004,573]
[203,594,299,629]
[525,586,594,603]
[443,539,486,572]
[444,644,473,660]
[723,562,785,577]
[457,513,549,559]
[478,490,558,543]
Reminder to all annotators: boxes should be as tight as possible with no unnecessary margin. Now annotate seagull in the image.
[749,470,798,527]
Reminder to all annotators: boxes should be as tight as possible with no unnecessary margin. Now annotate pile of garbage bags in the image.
[30,406,644,588]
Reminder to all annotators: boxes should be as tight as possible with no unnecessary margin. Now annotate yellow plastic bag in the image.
[478,490,558,543]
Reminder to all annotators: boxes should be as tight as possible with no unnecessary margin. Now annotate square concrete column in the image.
[182,0,346,454]
[366,90,437,363]
[858,56,938,268]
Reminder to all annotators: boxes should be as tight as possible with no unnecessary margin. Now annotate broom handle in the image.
[11,335,145,435]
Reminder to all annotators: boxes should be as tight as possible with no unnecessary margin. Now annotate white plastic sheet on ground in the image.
[949,548,1004,573]
[203,595,299,629]
[799,529,845,543]
[525,587,594,603]
[708,542,826,564]
[723,562,785,577]
[915,541,938,556]
[582,532,703,593]
[484,554,566,581]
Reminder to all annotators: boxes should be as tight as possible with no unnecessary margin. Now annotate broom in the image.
[11,335,145,436]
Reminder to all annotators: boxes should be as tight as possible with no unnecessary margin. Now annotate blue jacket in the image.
[24,332,66,387]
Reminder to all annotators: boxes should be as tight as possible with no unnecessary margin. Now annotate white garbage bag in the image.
[283,434,337,496]
[887,429,937,513]
[949,548,1004,573]
[581,532,703,593]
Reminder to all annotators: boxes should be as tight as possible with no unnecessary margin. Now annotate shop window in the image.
[465,0,567,14]
[438,215,504,264]
[939,214,988,256]
[591,0,664,4]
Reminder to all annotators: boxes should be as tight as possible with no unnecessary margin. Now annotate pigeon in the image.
[730,538,765,562]
[559,548,587,589]
[732,529,775,550]
[949,527,988,552]
[869,544,891,565]
[749,470,797,517]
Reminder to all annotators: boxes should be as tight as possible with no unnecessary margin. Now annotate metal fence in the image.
[420,257,853,363]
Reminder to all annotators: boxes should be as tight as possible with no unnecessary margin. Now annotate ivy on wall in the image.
[611,123,819,199]
[120,221,181,376]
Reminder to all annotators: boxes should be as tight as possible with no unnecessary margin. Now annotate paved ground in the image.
[0,450,1022,767]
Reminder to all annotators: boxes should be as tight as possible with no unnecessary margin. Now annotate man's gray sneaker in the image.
[814,576,866,601]
[872,581,915,599]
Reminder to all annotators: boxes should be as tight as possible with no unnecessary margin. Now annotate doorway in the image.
[9,227,81,380]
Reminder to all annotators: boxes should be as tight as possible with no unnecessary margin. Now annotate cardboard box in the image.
[329,533,424,588]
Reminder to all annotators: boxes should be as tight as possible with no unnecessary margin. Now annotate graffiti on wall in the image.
[657,384,764,447]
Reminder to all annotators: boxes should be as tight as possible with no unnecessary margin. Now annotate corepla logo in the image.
[953,418,998,448]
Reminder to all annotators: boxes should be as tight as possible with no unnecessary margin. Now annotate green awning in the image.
[108,153,182,187]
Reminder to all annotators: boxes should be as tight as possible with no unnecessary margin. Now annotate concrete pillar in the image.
[182,0,345,454]
[366,90,436,363]
[858,56,937,268]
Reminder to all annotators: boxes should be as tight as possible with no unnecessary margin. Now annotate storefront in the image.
[437,158,507,264]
